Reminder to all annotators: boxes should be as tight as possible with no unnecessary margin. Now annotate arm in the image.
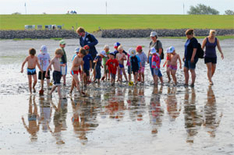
[163,60,168,67]
[90,60,93,71]
[36,57,43,72]
[21,117,29,130]
[191,48,197,63]
[158,48,163,56]
[191,39,198,62]
[201,38,207,50]
[87,34,98,47]
[45,60,53,77]
[217,39,224,59]
[21,57,28,73]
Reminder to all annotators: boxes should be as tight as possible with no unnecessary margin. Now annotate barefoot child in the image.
[70,48,86,95]
[106,52,119,86]
[93,51,107,84]
[83,45,93,87]
[116,45,128,83]
[45,49,63,98]
[59,40,67,86]
[21,48,43,94]
[102,45,110,81]
[38,45,51,90]
[129,49,141,85]
[167,46,182,85]
[151,47,160,86]
[163,51,172,83]
[136,46,147,83]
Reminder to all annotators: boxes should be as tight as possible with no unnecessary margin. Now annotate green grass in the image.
[0,14,233,31]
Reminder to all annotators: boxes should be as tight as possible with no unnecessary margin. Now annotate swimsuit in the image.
[119,64,124,68]
[70,70,79,75]
[27,68,36,75]
[169,65,177,70]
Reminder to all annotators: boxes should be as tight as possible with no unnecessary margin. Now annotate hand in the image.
[183,57,185,62]
[221,53,224,59]
[45,73,48,77]
[191,58,194,63]
[62,64,66,67]
[40,69,43,72]
[101,66,103,68]
[180,65,182,69]
[21,69,23,73]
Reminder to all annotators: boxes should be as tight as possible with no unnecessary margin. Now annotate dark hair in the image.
[29,48,36,55]
[185,29,194,35]
[79,48,87,56]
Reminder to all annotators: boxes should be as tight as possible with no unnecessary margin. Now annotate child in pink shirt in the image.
[151,47,160,86]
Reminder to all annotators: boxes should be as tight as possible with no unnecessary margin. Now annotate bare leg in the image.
[28,75,32,94]
[206,63,213,84]
[184,67,189,85]
[72,74,81,94]
[153,75,158,86]
[49,85,57,95]
[122,68,128,82]
[190,69,196,86]
[32,74,37,93]
[70,79,76,94]
[211,64,216,77]
[57,86,62,98]
[46,79,50,89]
[63,75,66,85]
[159,76,163,84]
[166,68,171,83]
[142,73,145,83]
[171,70,177,85]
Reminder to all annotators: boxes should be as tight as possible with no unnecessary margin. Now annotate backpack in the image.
[197,43,204,59]
[150,40,164,60]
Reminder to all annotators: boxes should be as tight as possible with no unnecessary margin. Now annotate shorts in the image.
[60,64,67,75]
[138,67,145,73]
[184,59,198,70]
[28,114,37,121]
[133,70,139,75]
[119,64,124,68]
[84,69,89,76]
[149,57,162,77]
[70,70,79,75]
[169,65,177,70]
[95,67,101,79]
[110,73,116,79]
[27,68,36,75]
[152,68,159,76]
[205,57,217,64]
[53,71,62,86]
[38,71,50,80]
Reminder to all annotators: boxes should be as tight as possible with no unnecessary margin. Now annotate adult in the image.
[201,30,224,85]
[148,31,163,84]
[183,29,198,87]
[76,27,98,68]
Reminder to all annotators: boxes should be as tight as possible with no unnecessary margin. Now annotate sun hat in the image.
[114,42,121,49]
[84,45,89,50]
[150,31,158,37]
[104,45,109,49]
[100,51,107,57]
[129,48,136,56]
[150,47,157,54]
[59,40,66,45]
[136,45,142,51]
[75,47,80,53]
[40,45,47,53]
[167,46,175,54]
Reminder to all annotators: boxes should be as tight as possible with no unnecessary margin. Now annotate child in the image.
[59,40,67,86]
[136,45,147,83]
[102,45,110,81]
[38,45,51,90]
[21,48,43,94]
[167,46,182,85]
[83,45,93,87]
[93,51,107,84]
[45,49,64,98]
[116,45,128,83]
[129,49,141,85]
[163,51,172,83]
[72,47,80,61]
[106,52,119,86]
[70,48,86,95]
[151,47,160,86]
[113,42,128,57]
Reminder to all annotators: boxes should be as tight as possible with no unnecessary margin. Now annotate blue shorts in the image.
[149,57,162,77]
[119,64,124,68]
[27,68,36,75]
[95,67,101,80]
[184,59,198,70]
[205,57,217,64]
[53,71,61,86]
[152,68,159,76]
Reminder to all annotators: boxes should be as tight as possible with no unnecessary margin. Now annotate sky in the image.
[0,0,233,15]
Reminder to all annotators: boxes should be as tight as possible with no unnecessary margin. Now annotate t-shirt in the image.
[94,55,102,69]
[137,52,147,67]
[83,54,92,70]
[102,51,110,65]
[106,59,119,74]
[130,55,141,71]
[184,37,198,61]
[38,53,50,71]
[151,54,160,69]
[60,48,67,64]
[149,40,163,55]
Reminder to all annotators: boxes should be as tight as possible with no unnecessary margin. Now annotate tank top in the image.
[205,37,217,58]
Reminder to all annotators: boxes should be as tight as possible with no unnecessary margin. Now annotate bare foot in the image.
[33,88,36,93]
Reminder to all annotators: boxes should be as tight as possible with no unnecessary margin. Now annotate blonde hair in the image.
[76,27,85,34]
[117,45,123,51]
[209,30,216,36]
[55,48,63,55]
[104,45,109,50]
[185,29,194,35]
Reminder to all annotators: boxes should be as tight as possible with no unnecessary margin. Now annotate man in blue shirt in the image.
[76,27,98,68]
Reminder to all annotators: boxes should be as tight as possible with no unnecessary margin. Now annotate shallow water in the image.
[0,38,234,155]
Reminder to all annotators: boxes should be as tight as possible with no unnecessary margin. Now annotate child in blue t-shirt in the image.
[129,49,141,85]
[93,51,107,84]
[83,45,93,87]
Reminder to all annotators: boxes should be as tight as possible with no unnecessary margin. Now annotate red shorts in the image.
[71,70,79,75]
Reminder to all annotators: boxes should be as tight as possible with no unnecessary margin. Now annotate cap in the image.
[110,52,115,55]
[104,45,109,49]
[167,46,175,54]
[150,31,158,37]
[83,45,89,50]
[114,42,121,49]
[75,47,80,53]
[136,45,142,51]
[150,47,157,54]
[129,49,136,56]
[40,45,47,53]
[59,40,66,45]
[100,51,107,57]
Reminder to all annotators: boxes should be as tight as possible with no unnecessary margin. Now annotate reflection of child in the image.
[116,45,128,82]
[93,51,107,83]
[106,52,119,86]
[21,48,43,94]
[129,49,141,85]
[46,49,63,98]
[38,45,51,89]
[150,47,160,86]
[136,46,147,83]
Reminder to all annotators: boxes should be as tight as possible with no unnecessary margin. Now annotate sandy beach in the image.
[0,38,234,155]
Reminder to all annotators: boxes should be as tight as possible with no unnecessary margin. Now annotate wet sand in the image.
[0,38,234,155]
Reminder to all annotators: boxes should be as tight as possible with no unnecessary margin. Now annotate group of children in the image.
[21,40,182,98]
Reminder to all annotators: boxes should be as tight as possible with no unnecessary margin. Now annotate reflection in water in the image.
[149,86,164,135]
[166,87,181,121]
[21,95,39,141]
[203,86,222,138]
[183,88,202,143]
[47,99,68,144]
[39,96,52,132]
